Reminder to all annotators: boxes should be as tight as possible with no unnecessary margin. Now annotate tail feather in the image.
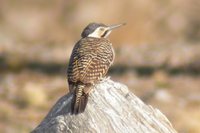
[71,84,89,115]
[79,94,89,111]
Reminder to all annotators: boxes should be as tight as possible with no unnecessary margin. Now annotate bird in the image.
[67,22,125,115]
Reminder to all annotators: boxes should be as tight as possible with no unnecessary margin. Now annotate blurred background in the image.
[0,0,200,132]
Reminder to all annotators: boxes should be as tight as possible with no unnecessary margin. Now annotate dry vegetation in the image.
[0,0,200,133]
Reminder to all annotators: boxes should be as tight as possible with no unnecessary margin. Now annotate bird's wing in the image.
[67,37,114,84]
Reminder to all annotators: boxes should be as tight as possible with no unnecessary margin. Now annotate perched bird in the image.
[67,22,125,114]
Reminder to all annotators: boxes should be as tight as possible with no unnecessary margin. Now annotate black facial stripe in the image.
[101,30,109,37]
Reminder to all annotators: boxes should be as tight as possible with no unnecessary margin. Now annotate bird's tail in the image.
[71,84,89,115]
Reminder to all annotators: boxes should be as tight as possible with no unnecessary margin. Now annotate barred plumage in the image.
[68,37,114,83]
[67,23,125,114]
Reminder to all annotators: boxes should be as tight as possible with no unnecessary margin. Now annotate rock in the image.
[32,79,177,133]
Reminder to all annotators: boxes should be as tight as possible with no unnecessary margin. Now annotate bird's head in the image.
[81,22,126,38]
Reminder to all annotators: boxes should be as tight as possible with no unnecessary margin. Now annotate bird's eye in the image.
[99,28,104,31]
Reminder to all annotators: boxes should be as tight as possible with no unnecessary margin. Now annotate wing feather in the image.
[67,37,114,84]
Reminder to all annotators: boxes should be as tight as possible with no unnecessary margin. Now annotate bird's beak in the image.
[107,23,126,31]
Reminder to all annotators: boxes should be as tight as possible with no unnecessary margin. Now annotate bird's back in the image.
[67,37,114,85]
